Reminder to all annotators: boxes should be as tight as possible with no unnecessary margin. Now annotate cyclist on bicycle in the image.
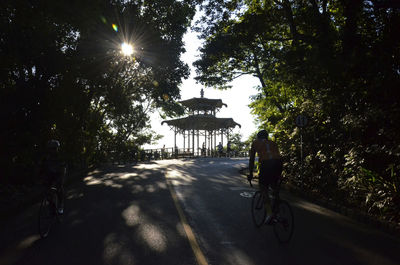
[248,130,283,224]
[40,139,66,214]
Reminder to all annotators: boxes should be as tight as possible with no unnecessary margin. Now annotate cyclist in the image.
[248,130,283,224]
[40,139,66,214]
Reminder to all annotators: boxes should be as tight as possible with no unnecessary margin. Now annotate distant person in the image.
[227,141,232,157]
[40,140,67,214]
[248,130,283,224]
[217,142,223,157]
[161,145,166,159]
[202,142,206,157]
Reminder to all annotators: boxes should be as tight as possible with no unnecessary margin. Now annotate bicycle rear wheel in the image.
[273,200,294,243]
[38,196,56,238]
[251,191,267,227]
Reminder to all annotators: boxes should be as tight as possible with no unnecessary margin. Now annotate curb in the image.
[283,184,400,238]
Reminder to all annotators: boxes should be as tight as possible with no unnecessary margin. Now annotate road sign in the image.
[296,114,308,128]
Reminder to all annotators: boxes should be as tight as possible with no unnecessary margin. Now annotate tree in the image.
[194,0,400,223]
[0,0,196,183]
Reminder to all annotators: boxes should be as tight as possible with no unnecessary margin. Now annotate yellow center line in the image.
[165,178,208,265]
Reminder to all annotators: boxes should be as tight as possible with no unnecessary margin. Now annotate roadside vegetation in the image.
[1,0,196,185]
[193,0,400,225]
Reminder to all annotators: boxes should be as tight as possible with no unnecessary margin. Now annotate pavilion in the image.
[161,89,241,157]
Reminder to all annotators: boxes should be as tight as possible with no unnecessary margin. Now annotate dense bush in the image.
[194,0,400,223]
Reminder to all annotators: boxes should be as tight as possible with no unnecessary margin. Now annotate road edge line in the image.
[165,178,208,265]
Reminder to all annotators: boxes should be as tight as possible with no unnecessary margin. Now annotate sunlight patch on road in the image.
[292,200,338,218]
[121,204,168,253]
[145,184,156,193]
[131,184,145,193]
[136,163,160,169]
[165,168,195,185]
[156,181,167,189]
[84,175,124,188]
[104,179,123,188]
[0,234,41,265]
[67,192,84,199]
[84,176,102,185]
[17,235,40,249]
[157,159,195,166]
[138,224,167,252]
[224,249,255,265]
[122,204,141,227]
[119,172,138,179]
[103,233,136,265]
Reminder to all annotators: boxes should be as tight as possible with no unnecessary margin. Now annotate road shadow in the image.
[2,161,197,265]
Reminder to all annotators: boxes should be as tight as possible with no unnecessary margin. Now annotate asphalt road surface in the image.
[0,158,399,265]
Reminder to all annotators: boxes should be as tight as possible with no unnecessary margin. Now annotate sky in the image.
[143,26,260,149]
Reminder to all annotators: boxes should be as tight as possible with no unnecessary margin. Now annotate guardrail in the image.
[137,147,249,161]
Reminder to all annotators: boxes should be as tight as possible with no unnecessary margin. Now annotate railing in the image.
[137,147,249,161]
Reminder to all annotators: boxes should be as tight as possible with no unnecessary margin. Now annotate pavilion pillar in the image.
[197,130,199,156]
[205,130,207,156]
[208,131,211,156]
[210,131,214,156]
[188,130,190,152]
[183,130,186,150]
[214,130,216,153]
[192,129,195,156]
[174,127,177,158]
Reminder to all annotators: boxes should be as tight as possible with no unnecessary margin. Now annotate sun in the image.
[121,42,134,56]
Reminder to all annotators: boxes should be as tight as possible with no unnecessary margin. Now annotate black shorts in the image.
[259,159,283,186]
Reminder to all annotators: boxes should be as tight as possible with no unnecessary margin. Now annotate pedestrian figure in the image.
[227,141,232,157]
[217,142,223,157]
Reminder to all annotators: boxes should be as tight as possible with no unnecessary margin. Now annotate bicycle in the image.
[38,185,62,238]
[249,176,294,243]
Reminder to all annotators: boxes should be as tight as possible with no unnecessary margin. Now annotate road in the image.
[0,158,399,265]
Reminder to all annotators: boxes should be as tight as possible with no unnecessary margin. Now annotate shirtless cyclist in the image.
[248,130,283,224]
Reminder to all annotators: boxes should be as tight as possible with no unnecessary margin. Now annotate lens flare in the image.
[112,24,118,32]
[121,42,134,56]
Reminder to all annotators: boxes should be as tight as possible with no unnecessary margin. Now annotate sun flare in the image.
[121,42,134,56]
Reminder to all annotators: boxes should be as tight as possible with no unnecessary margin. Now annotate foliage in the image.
[0,0,196,184]
[194,0,400,223]
[229,132,246,151]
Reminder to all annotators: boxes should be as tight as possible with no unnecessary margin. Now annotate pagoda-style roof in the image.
[161,114,241,131]
[179,98,227,112]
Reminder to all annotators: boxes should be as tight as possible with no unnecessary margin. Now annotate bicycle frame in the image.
[38,186,60,238]
[249,175,294,243]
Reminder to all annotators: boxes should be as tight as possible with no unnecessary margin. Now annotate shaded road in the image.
[0,158,399,265]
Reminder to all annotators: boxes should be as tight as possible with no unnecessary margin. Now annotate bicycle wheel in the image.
[273,200,294,243]
[38,196,56,238]
[251,191,267,227]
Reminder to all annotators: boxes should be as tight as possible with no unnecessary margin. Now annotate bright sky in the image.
[144,27,260,149]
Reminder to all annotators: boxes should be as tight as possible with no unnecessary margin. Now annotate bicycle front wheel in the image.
[251,191,267,227]
[38,196,56,238]
[273,200,294,243]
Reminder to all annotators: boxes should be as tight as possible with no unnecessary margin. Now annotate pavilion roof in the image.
[179,97,227,111]
[161,114,241,131]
